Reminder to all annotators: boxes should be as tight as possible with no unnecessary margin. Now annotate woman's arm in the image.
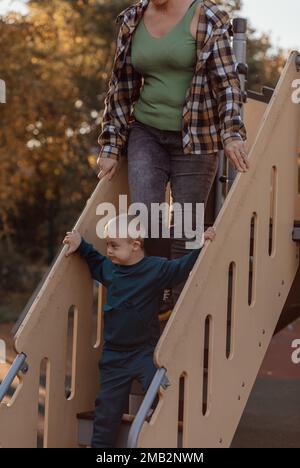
[207,30,247,145]
[207,30,249,172]
[98,23,142,162]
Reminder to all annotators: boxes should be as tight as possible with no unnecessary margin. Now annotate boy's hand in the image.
[63,229,82,257]
[203,227,216,242]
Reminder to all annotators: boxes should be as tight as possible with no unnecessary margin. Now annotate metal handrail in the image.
[127,368,170,448]
[0,353,28,403]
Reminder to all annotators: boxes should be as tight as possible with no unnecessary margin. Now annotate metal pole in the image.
[0,353,28,403]
[228,18,248,187]
[233,18,248,102]
[127,368,170,448]
[214,18,248,217]
[214,151,224,218]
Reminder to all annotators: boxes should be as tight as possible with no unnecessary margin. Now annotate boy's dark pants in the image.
[91,344,157,448]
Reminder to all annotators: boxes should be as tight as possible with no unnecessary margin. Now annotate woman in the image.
[97,0,249,308]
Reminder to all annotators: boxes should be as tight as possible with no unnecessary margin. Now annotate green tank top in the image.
[131,0,202,131]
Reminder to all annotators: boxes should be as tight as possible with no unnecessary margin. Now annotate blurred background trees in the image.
[0,0,289,322]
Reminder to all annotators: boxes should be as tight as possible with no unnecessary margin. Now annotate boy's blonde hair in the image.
[104,213,146,249]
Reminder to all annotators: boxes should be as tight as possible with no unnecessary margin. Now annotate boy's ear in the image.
[132,239,142,250]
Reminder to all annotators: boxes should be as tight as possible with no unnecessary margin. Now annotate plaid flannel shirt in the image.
[99,0,247,160]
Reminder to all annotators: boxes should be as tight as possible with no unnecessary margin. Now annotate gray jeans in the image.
[127,119,218,304]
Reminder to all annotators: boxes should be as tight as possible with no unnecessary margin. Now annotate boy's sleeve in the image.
[76,238,108,284]
[158,247,202,290]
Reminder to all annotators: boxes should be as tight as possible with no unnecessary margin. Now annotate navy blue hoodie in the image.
[76,239,202,349]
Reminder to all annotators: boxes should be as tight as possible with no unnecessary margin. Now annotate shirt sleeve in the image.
[76,238,108,284]
[158,247,202,290]
[98,20,143,161]
[206,30,247,146]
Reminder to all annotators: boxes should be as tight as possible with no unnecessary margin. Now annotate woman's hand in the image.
[63,229,82,257]
[97,156,118,181]
[224,139,250,173]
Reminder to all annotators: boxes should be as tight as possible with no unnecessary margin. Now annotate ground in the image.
[232,319,300,448]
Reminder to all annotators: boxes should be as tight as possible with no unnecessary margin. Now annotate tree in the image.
[215,0,287,91]
[0,0,289,300]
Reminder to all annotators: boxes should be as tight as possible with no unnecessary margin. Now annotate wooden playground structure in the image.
[0,23,300,448]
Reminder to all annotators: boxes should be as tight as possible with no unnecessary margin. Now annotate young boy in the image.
[63,215,215,448]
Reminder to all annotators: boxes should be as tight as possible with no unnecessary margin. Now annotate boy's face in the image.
[106,236,141,265]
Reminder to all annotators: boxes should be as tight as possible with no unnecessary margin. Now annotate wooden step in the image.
[77,411,183,448]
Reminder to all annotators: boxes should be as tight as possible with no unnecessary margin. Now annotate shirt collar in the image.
[114,255,147,270]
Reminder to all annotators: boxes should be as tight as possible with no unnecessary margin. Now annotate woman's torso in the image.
[131,0,203,131]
